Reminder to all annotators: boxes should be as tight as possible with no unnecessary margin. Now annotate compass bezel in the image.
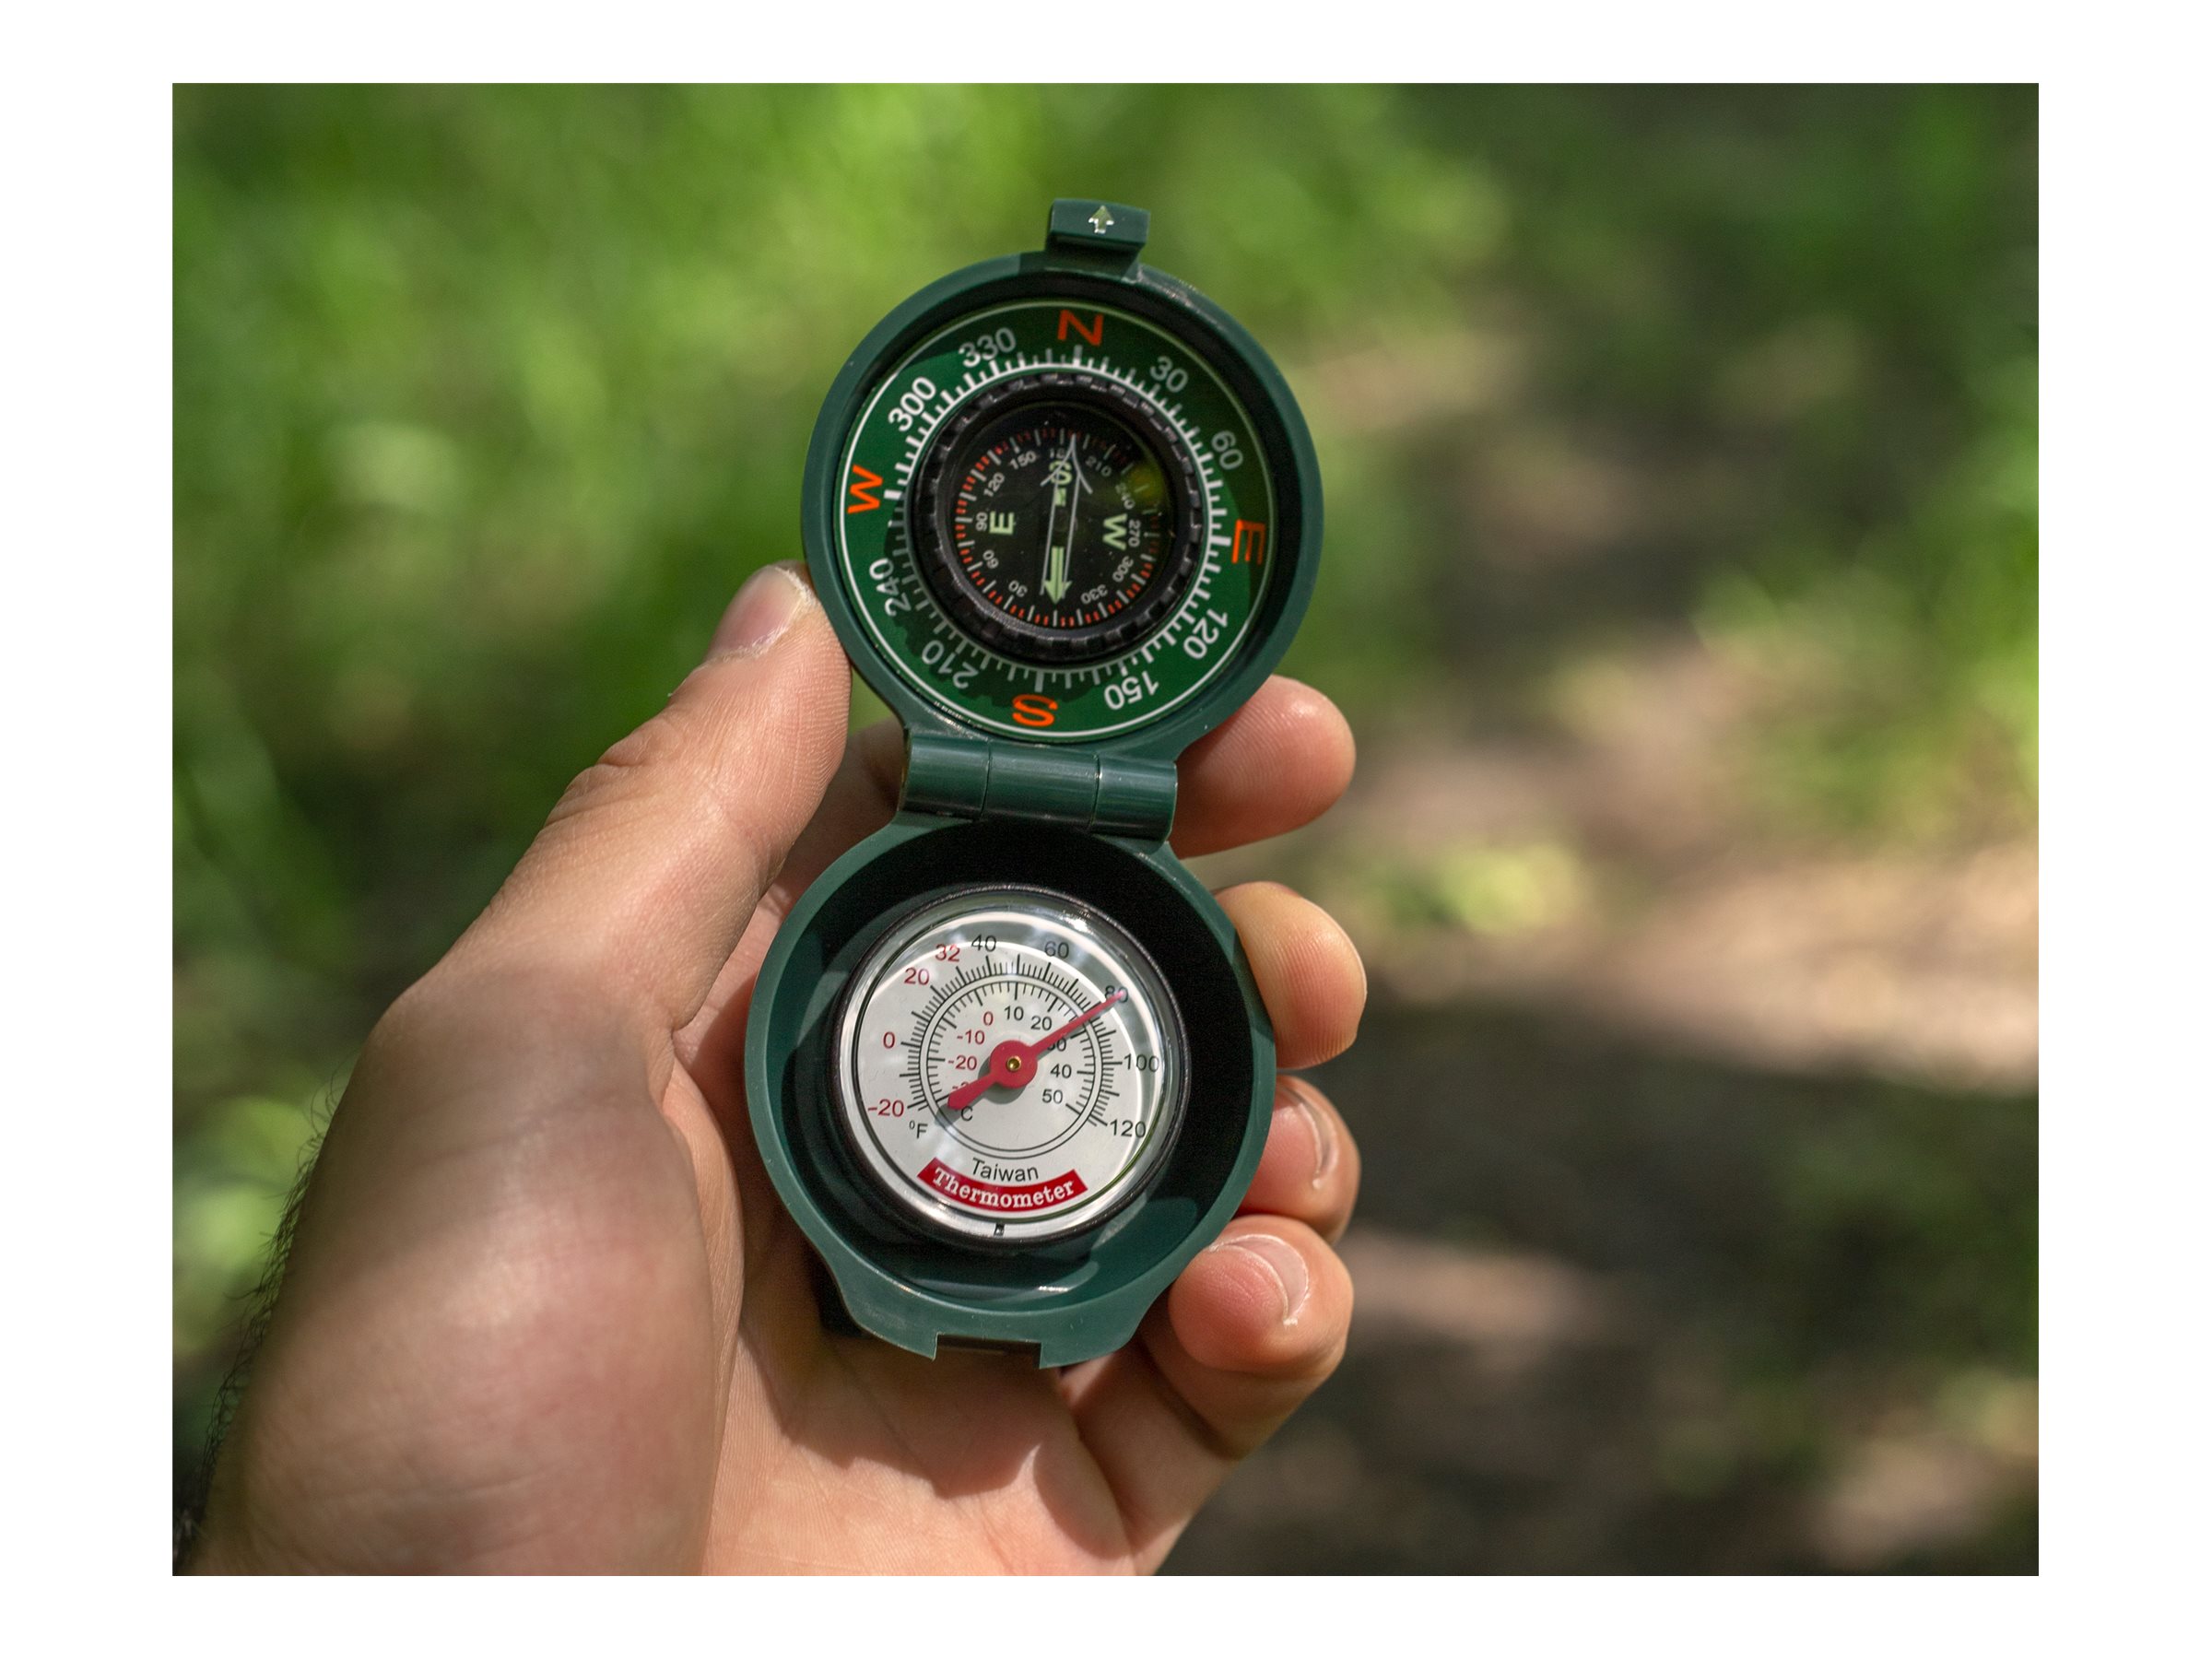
[800,247,1322,760]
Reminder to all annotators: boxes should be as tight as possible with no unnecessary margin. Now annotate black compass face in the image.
[912,371,1204,665]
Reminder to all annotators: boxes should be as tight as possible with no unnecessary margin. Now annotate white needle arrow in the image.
[1041,432,1085,603]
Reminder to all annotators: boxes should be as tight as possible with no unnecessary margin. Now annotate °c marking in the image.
[1056,310,1105,347]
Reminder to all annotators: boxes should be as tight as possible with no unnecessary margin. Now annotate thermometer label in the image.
[918,1162,1086,1213]
[833,888,1187,1244]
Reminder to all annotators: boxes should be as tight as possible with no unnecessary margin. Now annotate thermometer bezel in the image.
[747,818,1271,1363]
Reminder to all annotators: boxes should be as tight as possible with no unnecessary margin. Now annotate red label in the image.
[920,1160,1087,1214]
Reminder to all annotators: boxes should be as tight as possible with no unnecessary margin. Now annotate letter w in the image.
[846,465,884,514]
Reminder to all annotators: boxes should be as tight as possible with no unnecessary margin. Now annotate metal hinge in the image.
[902,731,1177,842]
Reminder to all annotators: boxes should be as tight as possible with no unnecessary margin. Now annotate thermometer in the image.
[834,888,1187,1245]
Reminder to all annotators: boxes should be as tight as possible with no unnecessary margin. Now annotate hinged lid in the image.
[799,200,1322,831]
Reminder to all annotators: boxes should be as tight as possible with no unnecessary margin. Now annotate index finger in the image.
[1169,676,1356,858]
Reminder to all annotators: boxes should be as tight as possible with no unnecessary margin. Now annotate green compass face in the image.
[834,298,1277,741]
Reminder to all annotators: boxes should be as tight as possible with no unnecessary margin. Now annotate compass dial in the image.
[912,371,1204,665]
[833,888,1187,1245]
[831,296,1281,741]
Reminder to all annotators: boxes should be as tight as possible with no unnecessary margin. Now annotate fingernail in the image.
[1278,1077,1337,1190]
[1212,1231,1311,1326]
[708,563,809,659]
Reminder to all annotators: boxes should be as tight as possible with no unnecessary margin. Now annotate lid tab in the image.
[1043,199,1149,275]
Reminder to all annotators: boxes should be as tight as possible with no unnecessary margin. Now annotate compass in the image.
[747,200,1321,1365]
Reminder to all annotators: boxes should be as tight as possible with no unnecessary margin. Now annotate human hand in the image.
[194,563,1365,1573]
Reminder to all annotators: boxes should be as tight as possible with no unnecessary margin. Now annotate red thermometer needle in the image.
[943,988,1127,1112]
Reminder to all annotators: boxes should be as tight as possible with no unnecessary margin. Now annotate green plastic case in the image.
[744,201,1322,1365]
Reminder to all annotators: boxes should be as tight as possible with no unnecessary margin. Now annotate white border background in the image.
[4,0,2176,1639]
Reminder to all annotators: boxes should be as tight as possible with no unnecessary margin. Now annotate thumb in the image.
[454,561,852,1030]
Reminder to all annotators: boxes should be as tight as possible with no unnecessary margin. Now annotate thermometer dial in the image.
[833,888,1188,1245]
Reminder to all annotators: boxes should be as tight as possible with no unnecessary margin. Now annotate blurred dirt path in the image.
[1199,638,2037,1093]
[1167,1007,2037,1574]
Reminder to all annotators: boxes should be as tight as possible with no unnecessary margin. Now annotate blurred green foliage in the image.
[173,87,2036,1551]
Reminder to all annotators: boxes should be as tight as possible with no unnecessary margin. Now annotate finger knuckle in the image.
[546,706,696,830]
